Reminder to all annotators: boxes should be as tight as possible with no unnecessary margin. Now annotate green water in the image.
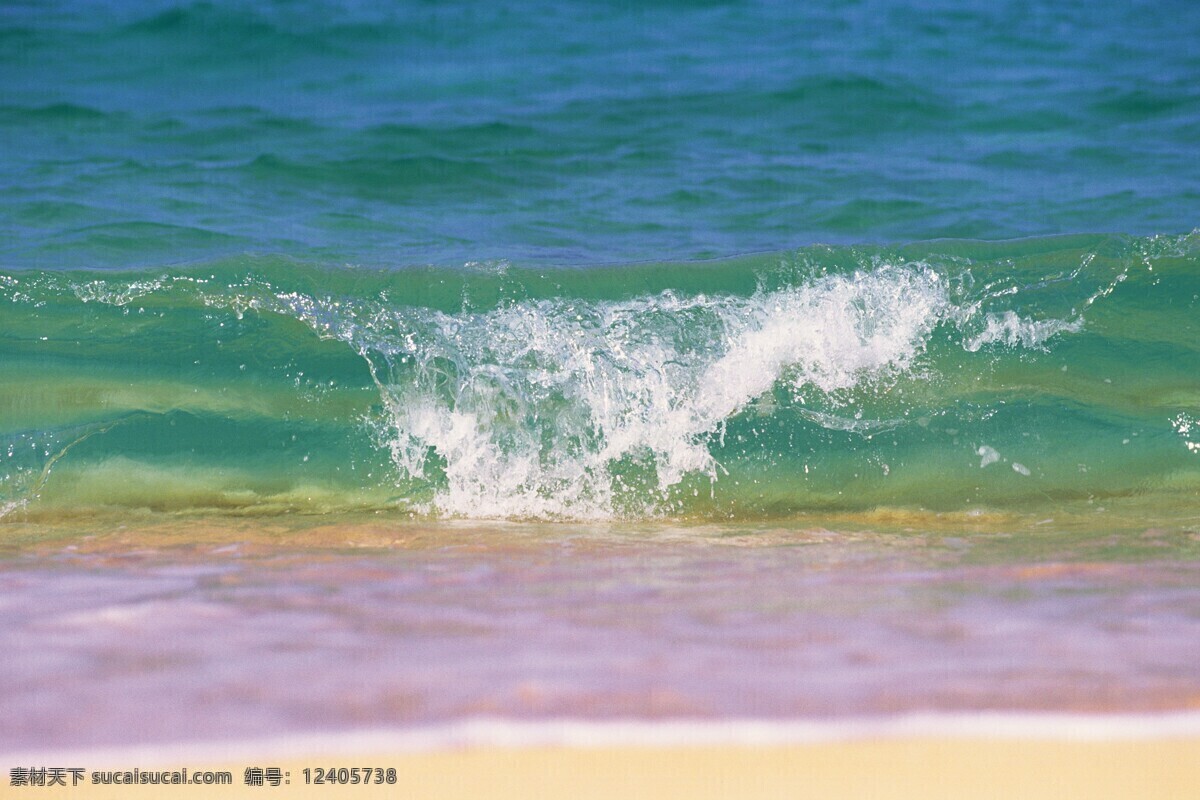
[3,1,1199,523]
[3,234,1197,521]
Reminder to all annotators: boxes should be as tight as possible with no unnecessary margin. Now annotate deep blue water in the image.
[2,0,1198,269]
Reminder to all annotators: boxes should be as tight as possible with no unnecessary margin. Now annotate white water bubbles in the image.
[976,444,1032,477]
[962,311,1082,352]
[269,261,968,519]
[1173,413,1200,454]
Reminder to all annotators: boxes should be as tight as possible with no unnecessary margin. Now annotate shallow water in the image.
[5,515,1200,752]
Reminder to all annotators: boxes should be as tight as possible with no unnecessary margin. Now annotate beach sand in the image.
[12,734,1200,799]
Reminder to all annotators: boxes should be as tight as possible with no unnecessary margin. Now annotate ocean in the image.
[3,0,1200,762]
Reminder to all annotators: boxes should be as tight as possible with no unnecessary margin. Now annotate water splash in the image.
[265,261,1073,518]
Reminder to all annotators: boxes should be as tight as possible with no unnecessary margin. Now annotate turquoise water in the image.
[3,235,1198,519]
[2,1,1199,521]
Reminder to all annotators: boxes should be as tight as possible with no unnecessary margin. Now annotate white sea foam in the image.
[332,264,954,518]
[963,309,1082,352]
[977,445,1002,468]
[265,262,1080,519]
[0,499,26,520]
[10,713,1200,765]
